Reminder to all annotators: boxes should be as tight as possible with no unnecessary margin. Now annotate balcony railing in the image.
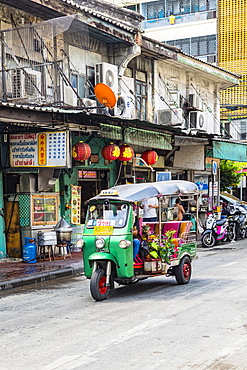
[143,10,216,29]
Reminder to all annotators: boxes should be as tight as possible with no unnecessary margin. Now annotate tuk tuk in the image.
[82,180,199,301]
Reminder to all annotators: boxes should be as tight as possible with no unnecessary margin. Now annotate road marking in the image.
[44,356,83,370]
[44,319,172,369]
[221,262,237,267]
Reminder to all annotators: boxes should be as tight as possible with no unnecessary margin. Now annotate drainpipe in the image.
[0,172,6,258]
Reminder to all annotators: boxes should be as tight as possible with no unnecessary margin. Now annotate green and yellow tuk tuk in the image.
[82,180,199,301]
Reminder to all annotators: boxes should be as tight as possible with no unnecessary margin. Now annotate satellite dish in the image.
[94,83,117,109]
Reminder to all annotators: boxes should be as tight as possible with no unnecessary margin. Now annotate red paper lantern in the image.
[118,144,134,162]
[141,150,158,165]
[72,141,91,162]
[102,143,120,161]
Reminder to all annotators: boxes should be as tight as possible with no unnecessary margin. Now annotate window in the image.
[126,4,140,13]
[146,1,165,20]
[86,202,129,229]
[142,0,217,19]
[136,78,147,120]
[86,66,95,99]
[167,35,216,58]
[191,0,216,12]
[70,74,86,99]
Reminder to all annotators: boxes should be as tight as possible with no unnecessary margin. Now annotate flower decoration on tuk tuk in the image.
[144,229,178,264]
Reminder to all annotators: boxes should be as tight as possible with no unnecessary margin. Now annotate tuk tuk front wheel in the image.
[90,269,111,301]
[174,256,191,285]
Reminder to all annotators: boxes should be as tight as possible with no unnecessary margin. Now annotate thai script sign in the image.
[9,131,68,167]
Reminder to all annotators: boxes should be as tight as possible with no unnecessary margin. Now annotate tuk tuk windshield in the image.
[86,201,129,229]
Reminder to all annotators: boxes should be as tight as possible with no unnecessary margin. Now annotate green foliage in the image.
[148,230,178,264]
[220,160,245,191]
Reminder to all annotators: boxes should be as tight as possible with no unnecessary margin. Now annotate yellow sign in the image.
[93,226,113,235]
[71,185,81,225]
[38,133,46,165]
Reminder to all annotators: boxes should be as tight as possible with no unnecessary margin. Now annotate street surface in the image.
[1,240,247,370]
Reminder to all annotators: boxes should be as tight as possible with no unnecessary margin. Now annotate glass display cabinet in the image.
[31,193,59,226]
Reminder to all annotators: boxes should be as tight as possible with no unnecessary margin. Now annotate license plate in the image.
[93,226,113,235]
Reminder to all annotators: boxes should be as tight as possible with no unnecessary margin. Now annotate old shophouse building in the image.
[0,0,241,257]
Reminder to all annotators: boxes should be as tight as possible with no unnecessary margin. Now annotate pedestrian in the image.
[142,197,159,222]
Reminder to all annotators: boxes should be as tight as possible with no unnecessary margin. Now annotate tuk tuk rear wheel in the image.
[174,256,191,285]
[90,269,110,301]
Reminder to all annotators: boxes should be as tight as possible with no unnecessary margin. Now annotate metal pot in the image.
[54,218,72,242]
[56,231,71,242]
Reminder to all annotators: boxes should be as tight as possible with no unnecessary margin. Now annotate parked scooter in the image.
[227,205,247,241]
[201,214,228,248]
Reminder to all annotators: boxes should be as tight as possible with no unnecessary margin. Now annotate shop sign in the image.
[174,145,204,170]
[9,131,68,167]
[209,182,218,196]
[78,170,97,179]
[71,185,81,225]
[90,154,99,163]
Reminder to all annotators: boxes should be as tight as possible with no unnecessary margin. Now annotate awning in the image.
[210,140,247,162]
[87,180,199,203]
[99,124,172,150]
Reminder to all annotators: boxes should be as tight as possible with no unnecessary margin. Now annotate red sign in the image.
[78,170,97,179]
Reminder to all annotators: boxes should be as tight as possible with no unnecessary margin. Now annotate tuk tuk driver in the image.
[132,203,141,259]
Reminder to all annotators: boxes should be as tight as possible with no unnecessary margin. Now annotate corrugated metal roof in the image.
[60,0,142,33]
[0,101,86,114]
[142,36,240,79]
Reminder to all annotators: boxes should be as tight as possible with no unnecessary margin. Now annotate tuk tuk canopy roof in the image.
[86,180,198,203]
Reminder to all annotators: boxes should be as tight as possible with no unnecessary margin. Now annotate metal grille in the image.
[19,195,31,227]
[0,15,87,107]
[167,35,216,60]
[219,0,247,119]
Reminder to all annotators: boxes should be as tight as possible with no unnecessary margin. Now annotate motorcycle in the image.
[201,214,228,248]
[227,205,247,241]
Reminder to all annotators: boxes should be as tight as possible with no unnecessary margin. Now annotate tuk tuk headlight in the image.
[119,240,132,249]
[95,238,105,250]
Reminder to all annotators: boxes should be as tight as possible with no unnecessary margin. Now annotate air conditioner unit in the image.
[157,108,184,126]
[81,98,97,113]
[64,85,77,106]
[120,76,135,95]
[11,69,42,99]
[168,90,180,107]
[188,93,203,110]
[189,111,207,131]
[95,62,118,93]
[114,94,134,119]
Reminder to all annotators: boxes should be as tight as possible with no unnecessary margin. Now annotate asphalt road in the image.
[1,240,247,370]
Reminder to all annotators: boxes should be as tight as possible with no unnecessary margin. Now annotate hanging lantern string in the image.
[135,157,155,172]
[113,161,123,187]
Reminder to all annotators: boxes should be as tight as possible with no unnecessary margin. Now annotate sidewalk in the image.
[0,252,84,291]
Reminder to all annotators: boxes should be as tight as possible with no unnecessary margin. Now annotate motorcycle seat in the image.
[216,219,226,226]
